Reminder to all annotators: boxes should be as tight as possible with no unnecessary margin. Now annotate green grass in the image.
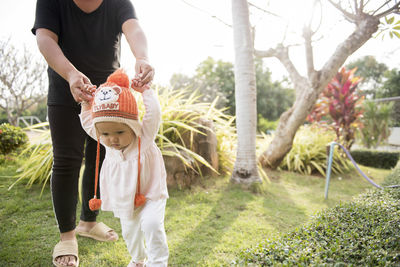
[0,161,391,267]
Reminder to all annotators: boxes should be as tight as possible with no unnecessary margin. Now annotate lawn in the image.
[0,161,391,267]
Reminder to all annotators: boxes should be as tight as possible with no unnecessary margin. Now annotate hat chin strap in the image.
[134,137,146,207]
[89,138,102,211]
[89,136,146,211]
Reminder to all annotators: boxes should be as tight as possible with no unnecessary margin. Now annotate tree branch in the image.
[372,0,394,16]
[181,0,231,27]
[248,2,281,18]
[255,44,305,89]
[319,15,380,91]
[374,2,400,18]
[327,0,358,22]
[303,26,316,79]
[353,0,364,15]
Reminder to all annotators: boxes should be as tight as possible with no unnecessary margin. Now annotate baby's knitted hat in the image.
[88,69,146,211]
[91,68,141,137]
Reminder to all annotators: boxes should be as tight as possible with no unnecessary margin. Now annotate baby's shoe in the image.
[127,260,145,267]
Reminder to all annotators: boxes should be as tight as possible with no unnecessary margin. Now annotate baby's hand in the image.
[131,76,150,93]
[86,85,97,96]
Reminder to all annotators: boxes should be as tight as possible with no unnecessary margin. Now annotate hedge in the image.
[350,150,400,169]
[235,166,400,266]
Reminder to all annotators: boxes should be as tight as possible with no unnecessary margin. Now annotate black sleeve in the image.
[116,0,137,31]
[31,0,60,36]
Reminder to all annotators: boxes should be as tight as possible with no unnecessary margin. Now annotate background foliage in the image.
[170,57,294,122]
[0,39,47,126]
[9,87,237,189]
[256,125,351,176]
[350,150,400,169]
[0,123,28,155]
[236,165,400,266]
[357,101,393,148]
[347,56,400,127]
[308,67,364,150]
[279,126,351,175]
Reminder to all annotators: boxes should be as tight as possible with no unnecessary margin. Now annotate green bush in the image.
[357,101,393,148]
[144,86,235,175]
[279,125,351,175]
[235,167,400,266]
[257,115,278,134]
[10,87,239,189]
[10,141,52,194]
[350,150,400,169]
[0,123,28,155]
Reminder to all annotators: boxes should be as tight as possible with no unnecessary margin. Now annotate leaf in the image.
[310,161,326,176]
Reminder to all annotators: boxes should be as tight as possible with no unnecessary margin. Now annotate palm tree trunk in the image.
[231,0,261,184]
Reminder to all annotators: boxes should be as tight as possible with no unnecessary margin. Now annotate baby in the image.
[80,69,169,267]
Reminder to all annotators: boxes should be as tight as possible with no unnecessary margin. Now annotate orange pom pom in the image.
[89,197,102,211]
[107,69,130,88]
[134,194,146,207]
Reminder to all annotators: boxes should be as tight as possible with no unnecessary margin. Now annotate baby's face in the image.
[96,122,135,150]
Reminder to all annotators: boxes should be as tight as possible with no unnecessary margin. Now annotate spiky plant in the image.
[9,86,238,190]
[8,122,52,194]
[257,125,351,175]
[308,67,364,150]
[358,101,393,148]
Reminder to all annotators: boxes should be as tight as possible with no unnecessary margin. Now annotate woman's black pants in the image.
[48,104,105,233]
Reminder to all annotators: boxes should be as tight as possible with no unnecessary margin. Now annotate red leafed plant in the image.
[307,67,364,149]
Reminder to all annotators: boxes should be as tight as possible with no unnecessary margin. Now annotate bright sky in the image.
[1,0,399,85]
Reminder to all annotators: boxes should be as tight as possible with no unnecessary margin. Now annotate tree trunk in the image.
[259,85,319,169]
[231,0,261,184]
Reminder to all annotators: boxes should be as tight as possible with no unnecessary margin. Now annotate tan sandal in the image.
[76,222,118,242]
[52,239,79,267]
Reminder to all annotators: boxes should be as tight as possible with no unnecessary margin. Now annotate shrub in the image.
[143,86,235,175]
[0,123,28,155]
[278,125,351,175]
[8,125,52,194]
[350,150,400,169]
[308,67,364,150]
[357,101,393,148]
[10,87,238,189]
[257,115,278,134]
[235,167,400,266]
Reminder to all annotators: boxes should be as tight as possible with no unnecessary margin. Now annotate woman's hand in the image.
[67,71,95,103]
[132,58,154,92]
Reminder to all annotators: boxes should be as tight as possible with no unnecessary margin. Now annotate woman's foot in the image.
[76,220,118,241]
[53,231,78,267]
[55,254,78,266]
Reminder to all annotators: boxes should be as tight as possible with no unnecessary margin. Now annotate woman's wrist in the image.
[136,57,149,61]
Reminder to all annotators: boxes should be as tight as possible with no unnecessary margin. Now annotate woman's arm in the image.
[122,19,154,88]
[35,28,93,103]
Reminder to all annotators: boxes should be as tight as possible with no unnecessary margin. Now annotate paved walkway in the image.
[24,130,51,145]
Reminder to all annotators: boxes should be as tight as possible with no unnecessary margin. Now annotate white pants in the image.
[120,199,168,267]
